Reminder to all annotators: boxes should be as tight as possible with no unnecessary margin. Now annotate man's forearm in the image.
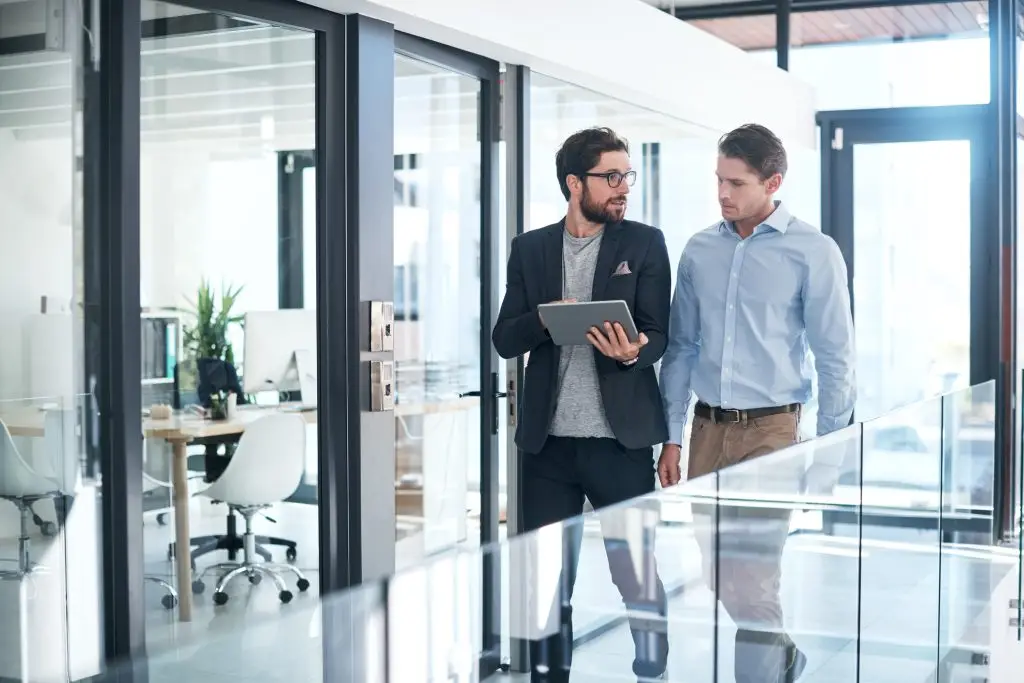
[815,375,855,437]
[659,354,695,446]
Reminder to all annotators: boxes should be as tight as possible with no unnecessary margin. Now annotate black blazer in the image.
[492,218,672,454]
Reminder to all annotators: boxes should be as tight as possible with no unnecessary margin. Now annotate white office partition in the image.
[302,0,816,149]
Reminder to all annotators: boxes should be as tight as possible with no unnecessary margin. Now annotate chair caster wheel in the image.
[40,521,58,537]
[161,594,178,610]
[296,578,310,592]
[279,590,293,604]
[213,591,229,606]
[248,573,262,585]
[285,547,297,562]
[192,580,205,595]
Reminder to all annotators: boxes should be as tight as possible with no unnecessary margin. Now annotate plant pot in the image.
[209,395,228,421]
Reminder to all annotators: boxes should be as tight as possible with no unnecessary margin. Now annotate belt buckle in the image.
[718,408,742,424]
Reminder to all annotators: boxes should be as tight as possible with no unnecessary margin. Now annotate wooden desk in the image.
[2,405,316,622]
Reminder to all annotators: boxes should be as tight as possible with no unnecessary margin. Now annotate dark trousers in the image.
[521,436,669,682]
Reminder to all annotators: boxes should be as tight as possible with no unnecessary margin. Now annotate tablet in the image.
[538,300,639,347]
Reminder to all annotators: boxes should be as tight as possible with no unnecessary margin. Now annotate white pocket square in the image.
[612,261,632,276]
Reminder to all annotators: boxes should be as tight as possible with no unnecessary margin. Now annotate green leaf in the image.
[181,279,244,363]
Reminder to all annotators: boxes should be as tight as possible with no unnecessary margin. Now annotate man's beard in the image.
[580,185,626,225]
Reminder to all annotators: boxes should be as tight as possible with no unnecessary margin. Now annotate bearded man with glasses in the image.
[493,127,672,682]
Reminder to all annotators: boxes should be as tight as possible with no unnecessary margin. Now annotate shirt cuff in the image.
[666,420,687,446]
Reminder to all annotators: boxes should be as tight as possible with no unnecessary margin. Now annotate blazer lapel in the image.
[591,222,622,301]
[543,221,564,301]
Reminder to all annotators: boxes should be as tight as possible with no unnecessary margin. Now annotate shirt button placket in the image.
[721,239,747,406]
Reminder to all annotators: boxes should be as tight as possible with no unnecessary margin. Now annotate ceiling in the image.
[688,2,989,51]
[0,4,705,152]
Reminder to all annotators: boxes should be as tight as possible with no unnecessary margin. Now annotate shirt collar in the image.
[720,200,791,236]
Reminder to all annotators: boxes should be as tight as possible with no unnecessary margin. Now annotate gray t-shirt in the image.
[549,229,615,439]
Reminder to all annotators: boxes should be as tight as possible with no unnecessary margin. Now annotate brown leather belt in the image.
[694,401,800,424]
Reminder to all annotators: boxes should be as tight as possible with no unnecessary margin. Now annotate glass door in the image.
[821,105,999,678]
[819,106,993,511]
[852,138,972,418]
[822,113,985,422]
[393,37,503,674]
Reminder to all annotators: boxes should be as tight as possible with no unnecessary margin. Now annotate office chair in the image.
[0,410,75,579]
[190,413,310,605]
[167,358,270,567]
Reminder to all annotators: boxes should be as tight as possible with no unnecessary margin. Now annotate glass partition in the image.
[712,425,863,682]
[0,0,102,677]
[938,381,1000,681]
[75,382,1010,682]
[859,396,944,681]
[0,394,99,682]
[138,1,321,653]
[392,52,485,567]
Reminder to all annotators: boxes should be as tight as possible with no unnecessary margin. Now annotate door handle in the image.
[459,390,508,399]
[462,371,508,435]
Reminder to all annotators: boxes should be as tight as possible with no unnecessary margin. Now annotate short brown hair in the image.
[555,127,630,201]
[718,124,787,181]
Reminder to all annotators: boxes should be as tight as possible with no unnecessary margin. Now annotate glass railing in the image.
[1,383,1018,682]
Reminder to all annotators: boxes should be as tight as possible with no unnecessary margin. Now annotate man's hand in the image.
[657,443,682,488]
[538,298,576,329]
[802,462,841,496]
[587,321,648,363]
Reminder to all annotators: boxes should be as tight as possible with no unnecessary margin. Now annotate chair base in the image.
[0,496,55,580]
[192,506,310,605]
[145,576,179,610]
[167,508,298,567]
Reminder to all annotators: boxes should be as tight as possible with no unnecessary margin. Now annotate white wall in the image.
[303,0,817,150]
[0,130,74,400]
[0,134,281,400]
[139,144,280,317]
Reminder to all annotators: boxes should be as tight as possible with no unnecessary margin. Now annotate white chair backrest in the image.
[202,413,307,507]
[0,418,61,498]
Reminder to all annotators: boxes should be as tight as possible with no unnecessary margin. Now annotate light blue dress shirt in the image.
[660,202,855,444]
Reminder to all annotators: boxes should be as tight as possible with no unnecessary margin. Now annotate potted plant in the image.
[183,279,243,366]
[182,280,244,420]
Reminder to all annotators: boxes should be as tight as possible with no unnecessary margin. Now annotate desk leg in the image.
[171,440,193,621]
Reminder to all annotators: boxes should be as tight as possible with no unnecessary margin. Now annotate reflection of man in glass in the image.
[493,127,672,682]
[658,124,856,682]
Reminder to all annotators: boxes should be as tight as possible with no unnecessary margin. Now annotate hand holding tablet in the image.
[537,300,647,364]
[587,321,648,364]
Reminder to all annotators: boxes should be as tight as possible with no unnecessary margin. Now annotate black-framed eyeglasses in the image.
[580,170,637,189]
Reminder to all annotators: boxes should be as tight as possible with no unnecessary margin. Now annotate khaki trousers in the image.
[689,410,801,683]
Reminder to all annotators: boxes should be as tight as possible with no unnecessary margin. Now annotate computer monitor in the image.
[241,310,318,401]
